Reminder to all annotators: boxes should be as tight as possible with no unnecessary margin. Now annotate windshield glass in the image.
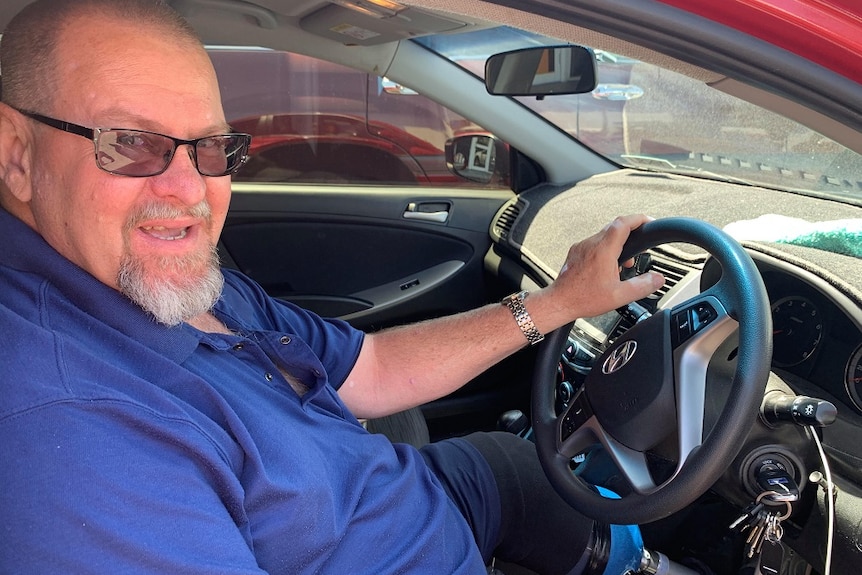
[417,27,862,207]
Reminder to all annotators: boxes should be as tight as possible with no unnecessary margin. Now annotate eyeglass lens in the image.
[96,130,249,177]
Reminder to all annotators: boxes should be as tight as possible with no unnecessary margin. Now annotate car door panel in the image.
[220,186,511,332]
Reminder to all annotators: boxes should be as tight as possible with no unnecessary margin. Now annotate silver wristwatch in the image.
[501,290,544,346]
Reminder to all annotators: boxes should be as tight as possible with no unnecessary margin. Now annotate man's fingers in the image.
[623,270,665,302]
[600,214,652,255]
[605,214,651,236]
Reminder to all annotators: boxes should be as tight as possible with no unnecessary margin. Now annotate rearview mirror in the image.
[485,45,597,97]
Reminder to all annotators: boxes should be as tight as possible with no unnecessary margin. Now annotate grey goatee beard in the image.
[117,201,224,327]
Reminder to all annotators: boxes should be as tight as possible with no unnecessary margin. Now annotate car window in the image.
[209,47,508,188]
[418,28,862,204]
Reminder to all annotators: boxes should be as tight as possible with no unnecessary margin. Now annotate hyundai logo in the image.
[602,340,638,374]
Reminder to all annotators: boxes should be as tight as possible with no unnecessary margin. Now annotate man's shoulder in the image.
[0,284,80,425]
[0,262,192,421]
[0,262,64,367]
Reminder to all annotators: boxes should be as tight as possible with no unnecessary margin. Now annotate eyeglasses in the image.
[18,110,251,177]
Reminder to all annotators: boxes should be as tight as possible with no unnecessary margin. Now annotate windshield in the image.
[416,27,862,207]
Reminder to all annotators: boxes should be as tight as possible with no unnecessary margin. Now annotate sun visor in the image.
[300,1,466,45]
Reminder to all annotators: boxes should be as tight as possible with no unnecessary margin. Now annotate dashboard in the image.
[543,244,862,569]
[490,170,862,427]
[560,254,862,419]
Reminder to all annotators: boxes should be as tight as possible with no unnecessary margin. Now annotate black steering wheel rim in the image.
[531,217,772,525]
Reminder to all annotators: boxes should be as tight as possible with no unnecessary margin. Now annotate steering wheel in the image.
[532,217,772,525]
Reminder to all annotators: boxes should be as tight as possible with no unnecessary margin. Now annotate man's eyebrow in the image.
[94,109,233,134]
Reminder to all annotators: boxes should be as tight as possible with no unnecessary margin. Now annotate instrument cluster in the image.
[760,269,862,416]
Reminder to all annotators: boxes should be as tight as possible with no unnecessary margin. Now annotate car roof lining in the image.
[0,0,848,91]
[161,0,726,84]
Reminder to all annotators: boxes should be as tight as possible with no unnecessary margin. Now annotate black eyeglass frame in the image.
[17,109,251,177]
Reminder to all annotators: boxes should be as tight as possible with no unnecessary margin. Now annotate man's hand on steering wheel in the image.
[533,215,665,333]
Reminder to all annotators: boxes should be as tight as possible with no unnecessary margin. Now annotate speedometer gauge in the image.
[846,344,862,413]
[771,296,823,367]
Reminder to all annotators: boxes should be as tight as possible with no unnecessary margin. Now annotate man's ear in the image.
[0,102,34,204]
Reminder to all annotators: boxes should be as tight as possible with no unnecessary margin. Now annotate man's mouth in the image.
[141,225,190,241]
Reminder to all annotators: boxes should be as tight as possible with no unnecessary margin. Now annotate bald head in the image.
[1,0,202,113]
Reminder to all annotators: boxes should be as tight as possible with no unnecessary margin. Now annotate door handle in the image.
[403,202,450,223]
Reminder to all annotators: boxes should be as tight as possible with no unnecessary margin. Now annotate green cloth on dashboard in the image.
[724,215,862,258]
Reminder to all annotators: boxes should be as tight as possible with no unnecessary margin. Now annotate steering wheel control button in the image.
[692,302,717,329]
[672,310,693,346]
[671,302,718,347]
[560,391,592,442]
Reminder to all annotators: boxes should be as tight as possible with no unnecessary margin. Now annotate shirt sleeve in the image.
[218,268,365,388]
[0,399,266,575]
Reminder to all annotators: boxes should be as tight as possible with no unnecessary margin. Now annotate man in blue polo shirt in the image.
[0,1,663,573]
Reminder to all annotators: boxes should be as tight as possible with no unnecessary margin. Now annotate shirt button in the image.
[264,373,274,382]
[280,336,291,345]
[233,343,244,351]
[313,369,322,377]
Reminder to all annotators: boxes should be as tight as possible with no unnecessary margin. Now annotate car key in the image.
[755,463,799,502]
[729,501,765,531]
[745,510,769,558]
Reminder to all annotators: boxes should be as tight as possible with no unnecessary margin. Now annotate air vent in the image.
[493,200,523,239]
[647,257,688,300]
[607,315,634,344]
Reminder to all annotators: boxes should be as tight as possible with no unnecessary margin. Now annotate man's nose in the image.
[149,144,207,205]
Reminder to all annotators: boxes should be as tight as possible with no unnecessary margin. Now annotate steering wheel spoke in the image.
[672,295,739,466]
[594,426,658,494]
[556,397,658,493]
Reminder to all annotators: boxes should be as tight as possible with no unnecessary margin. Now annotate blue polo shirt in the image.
[0,208,488,574]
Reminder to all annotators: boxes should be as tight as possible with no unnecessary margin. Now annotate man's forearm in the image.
[338,295,540,419]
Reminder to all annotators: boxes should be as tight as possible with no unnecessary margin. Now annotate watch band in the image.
[501,290,544,345]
